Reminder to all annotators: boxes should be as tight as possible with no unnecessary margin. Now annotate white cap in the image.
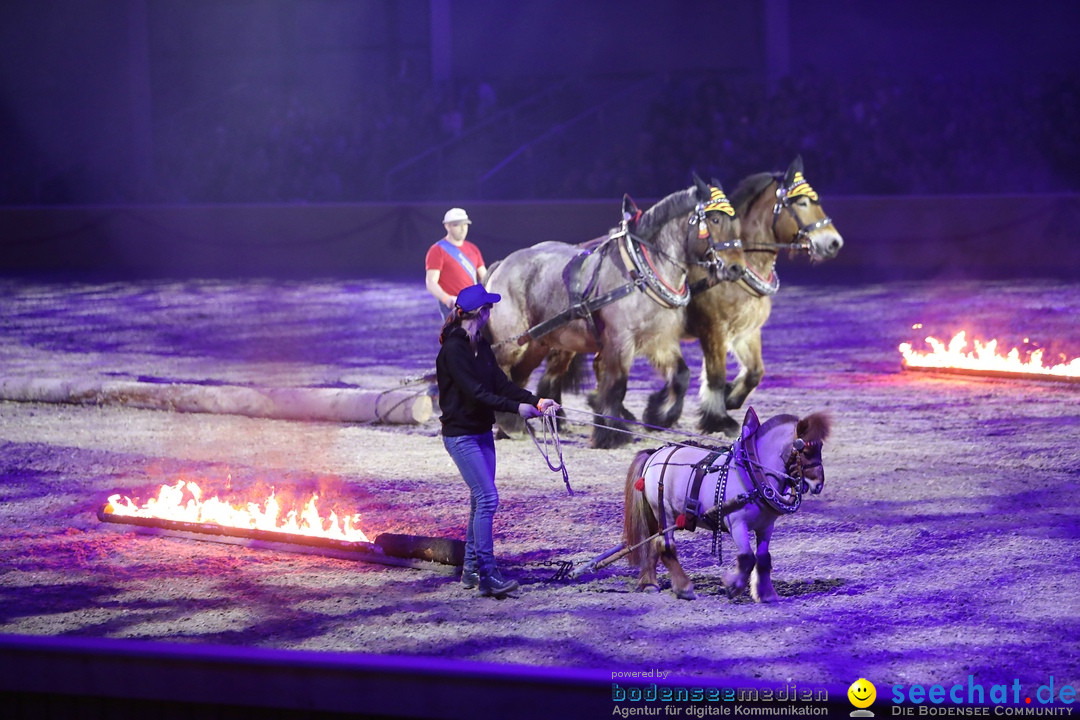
[442,208,471,224]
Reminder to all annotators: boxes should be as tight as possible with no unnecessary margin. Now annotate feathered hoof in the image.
[591,425,631,449]
[699,412,740,437]
[644,392,682,429]
[722,573,747,599]
[752,583,780,604]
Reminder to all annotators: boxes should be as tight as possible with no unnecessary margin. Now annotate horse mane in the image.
[729,172,779,213]
[634,187,698,239]
[796,412,832,444]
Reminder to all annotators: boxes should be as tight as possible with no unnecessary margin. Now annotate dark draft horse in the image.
[484,177,744,449]
[535,157,844,437]
[624,407,831,601]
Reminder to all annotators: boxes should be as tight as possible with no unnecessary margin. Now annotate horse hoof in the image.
[723,583,747,599]
[636,583,661,593]
[592,428,631,449]
[699,413,740,437]
[675,588,697,601]
[752,588,779,603]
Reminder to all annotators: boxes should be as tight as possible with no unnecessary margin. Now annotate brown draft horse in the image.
[484,177,744,449]
[687,156,843,435]
[535,157,843,436]
[624,407,831,601]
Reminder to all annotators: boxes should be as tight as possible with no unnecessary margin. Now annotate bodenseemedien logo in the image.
[849,678,877,717]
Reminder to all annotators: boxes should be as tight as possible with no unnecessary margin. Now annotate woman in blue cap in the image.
[436,284,560,597]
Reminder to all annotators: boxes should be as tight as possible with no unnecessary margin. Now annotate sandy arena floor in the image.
[0,277,1077,695]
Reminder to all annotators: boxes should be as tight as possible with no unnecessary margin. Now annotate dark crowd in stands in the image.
[4,70,1078,205]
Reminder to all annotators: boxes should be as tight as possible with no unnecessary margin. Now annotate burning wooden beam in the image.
[901,364,1080,384]
[98,505,464,568]
[899,330,1080,383]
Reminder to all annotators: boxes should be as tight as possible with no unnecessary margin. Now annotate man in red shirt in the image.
[425,208,488,319]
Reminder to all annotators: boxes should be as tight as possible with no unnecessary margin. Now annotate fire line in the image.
[99,505,465,567]
[899,330,1080,383]
[98,479,465,567]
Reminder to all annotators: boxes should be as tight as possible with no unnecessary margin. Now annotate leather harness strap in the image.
[680,450,724,532]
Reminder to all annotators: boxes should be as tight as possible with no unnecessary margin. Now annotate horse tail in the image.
[624,449,656,569]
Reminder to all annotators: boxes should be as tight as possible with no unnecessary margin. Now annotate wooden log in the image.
[901,364,1080,384]
[98,505,464,567]
[97,505,428,569]
[373,533,465,566]
[0,377,432,424]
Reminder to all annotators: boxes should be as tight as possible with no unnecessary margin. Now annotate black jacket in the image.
[436,326,539,436]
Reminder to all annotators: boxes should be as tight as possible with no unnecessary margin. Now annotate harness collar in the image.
[611,224,692,309]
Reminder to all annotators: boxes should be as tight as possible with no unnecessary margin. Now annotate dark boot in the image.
[478,572,519,597]
[460,569,479,589]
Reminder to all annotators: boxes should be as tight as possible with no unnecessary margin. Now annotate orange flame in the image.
[105,480,370,542]
[899,329,1080,379]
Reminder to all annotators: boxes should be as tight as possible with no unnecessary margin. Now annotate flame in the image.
[899,330,1080,378]
[105,480,370,542]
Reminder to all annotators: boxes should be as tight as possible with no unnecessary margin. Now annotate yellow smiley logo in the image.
[848,678,876,708]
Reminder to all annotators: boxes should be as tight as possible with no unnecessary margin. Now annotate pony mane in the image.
[635,187,698,239]
[796,412,832,444]
[729,172,778,213]
[754,413,800,440]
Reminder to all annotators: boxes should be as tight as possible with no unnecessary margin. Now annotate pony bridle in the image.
[736,436,808,514]
[784,437,824,495]
[769,185,834,257]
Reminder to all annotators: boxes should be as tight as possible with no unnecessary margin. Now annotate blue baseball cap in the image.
[456,284,501,312]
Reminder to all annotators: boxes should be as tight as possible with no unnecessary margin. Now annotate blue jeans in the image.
[443,432,498,576]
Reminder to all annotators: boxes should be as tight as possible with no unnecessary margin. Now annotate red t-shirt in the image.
[425,240,485,296]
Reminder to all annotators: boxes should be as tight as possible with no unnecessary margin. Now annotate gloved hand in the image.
[537,398,561,413]
[518,402,543,419]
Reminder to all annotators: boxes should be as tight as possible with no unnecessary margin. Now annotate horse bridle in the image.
[765,182,835,256]
[737,178,834,257]
[687,201,743,277]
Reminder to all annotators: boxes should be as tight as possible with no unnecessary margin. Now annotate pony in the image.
[534,157,844,437]
[623,406,830,601]
[484,177,745,449]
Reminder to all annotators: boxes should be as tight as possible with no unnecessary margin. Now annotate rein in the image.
[524,408,574,495]
[557,405,736,450]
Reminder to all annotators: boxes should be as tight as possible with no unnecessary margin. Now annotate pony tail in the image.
[438,306,463,345]
[624,450,655,570]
